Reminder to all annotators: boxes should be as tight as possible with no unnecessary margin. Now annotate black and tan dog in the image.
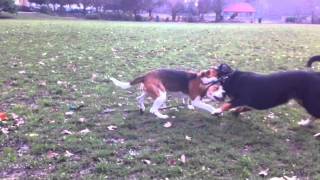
[210,55,320,126]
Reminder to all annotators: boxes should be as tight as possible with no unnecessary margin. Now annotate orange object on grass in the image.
[0,112,9,121]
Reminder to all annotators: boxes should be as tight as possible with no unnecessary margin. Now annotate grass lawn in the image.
[1,19,320,179]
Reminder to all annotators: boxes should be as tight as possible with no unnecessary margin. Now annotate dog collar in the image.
[205,72,233,86]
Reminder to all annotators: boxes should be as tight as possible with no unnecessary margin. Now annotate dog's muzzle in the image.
[213,95,225,102]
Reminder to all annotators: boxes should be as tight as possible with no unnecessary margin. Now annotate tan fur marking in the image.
[143,76,166,99]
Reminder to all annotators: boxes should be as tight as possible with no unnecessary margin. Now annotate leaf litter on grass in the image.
[1,20,320,179]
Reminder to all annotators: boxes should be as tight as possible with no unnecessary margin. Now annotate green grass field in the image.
[1,20,320,179]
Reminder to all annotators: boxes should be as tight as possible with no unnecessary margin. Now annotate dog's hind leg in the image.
[187,98,195,110]
[299,96,320,127]
[231,107,252,117]
[150,91,169,119]
[136,92,146,114]
[298,117,316,127]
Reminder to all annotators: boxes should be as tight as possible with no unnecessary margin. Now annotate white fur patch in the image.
[150,91,168,119]
[206,86,225,101]
[201,77,218,84]
[110,77,131,89]
[298,118,315,126]
[136,92,146,111]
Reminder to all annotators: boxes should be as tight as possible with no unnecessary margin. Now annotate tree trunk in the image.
[53,4,57,12]
[172,11,177,21]
[59,4,63,14]
[148,9,152,18]
[83,5,87,15]
[215,11,222,22]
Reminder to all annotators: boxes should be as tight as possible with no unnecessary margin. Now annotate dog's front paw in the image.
[298,119,314,128]
[211,108,223,116]
[158,114,169,119]
[139,108,144,115]
[187,104,195,110]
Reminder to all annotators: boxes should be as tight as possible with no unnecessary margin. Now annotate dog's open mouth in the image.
[214,96,225,102]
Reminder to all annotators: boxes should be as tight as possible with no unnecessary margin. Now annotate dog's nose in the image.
[222,92,227,98]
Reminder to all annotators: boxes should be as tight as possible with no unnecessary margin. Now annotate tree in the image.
[142,0,165,18]
[166,0,184,21]
[55,0,69,13]
[29,0,48,6]
[212,0,224,22]
[186,0,199,14]
[120,0,143,16]
[0,0,17,13]
[103,0,121,12]
[198,0,212,19]
[78,0,92,14]
[92,0,103,12]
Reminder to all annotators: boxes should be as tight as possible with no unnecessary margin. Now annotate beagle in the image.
[110,68,225,119]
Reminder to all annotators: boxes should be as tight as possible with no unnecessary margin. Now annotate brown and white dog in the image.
[110,68,225,119]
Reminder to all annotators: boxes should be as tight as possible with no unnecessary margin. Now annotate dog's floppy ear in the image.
[217,64,233,77]
[197,70,207,77]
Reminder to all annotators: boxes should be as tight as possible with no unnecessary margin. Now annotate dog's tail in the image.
[306,55,320,68]
[110,76,145,89]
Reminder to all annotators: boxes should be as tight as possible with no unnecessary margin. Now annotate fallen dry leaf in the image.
[61,130,73,135]
[64,150,74,157]
[167,159,176,166]
[313,133,320,138]
[28,133,39,137]
[258,168,269,177]
[78,118,86,122]
[163,122,172,128]
[15,117,25,127]
[142,159,151,165]
[65,111,74,116]
[11,113,25,127]
[129,149,139,156]
[38,61,45,65]
[107,125,117,131]
[283,176,298,180]
[49,120,55,124]
[267,112,275,119]
[102,108,115,114]
[185,135,192,141]
[47,151,59,159]
[38,80,47,86]
[269,178,285,180]
[1,128,9,135]
[18,145,29,156]
[91,73,97,82]
[11,113,19,120]
[180,154,186,164]
[57,81,68,87]
[269,176,297,180]
[108,138,125,144]
[79,128,91,135]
